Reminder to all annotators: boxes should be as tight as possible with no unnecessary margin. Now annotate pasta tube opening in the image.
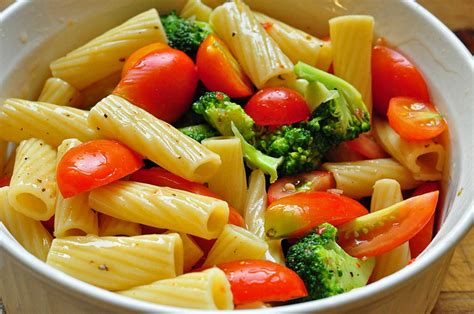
[13,193,47,217]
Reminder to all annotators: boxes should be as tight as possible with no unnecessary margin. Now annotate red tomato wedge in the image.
[130,167,244,227]
[196,34,253,98]
[372,44,430,115]
[268,171,335,203]
[387,97,447,141]
[265,191,368,239]
[346,133,388,159]
[337,191,439,258]
[114,48,198,123]
[215,260,308,304]
[245,87,310,126]
[121,42,169,77]
[0,176,10,187]
[409,182,439,258]
[57,140,143,198]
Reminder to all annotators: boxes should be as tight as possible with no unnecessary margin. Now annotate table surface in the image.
[0,1,473,313]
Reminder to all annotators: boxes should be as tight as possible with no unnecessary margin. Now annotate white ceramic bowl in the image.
[0,0,472,313]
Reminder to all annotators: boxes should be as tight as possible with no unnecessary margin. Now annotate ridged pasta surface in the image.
[98,214,142,237]
[180,0,212,22]
[38,78,83,107]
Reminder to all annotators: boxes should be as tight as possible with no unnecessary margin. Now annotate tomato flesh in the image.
[245,87,310,126]
[216,260,308,304]
[268,171,335,203]
[387,97,447,141]
[114,48,198,123]
[337,191,439,258]
[57,140,143,198]
[0,176,10,187]
[346,133,388,159]
[372,44,430,115]
[121,42,169,77]
[265,191,368,239]
[196,34,253,98]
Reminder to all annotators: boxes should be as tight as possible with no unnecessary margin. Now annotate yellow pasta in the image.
[202,137,247,214]
[88,95,221,183]
[329,15,374,112]
[98,214,141,237]
[38,77,83,107]
[0,98,100,147]
[81,72,121,108]
[118,268,233,310]
[370,179,411,281]
[50,9,167,90]
[46,234,183,291]
[373,117,445,181]
[322,158,422,198]
[202,0,225,8]
[180,0,213,22]
[1,143,16,177]
[243,169,267,238]
[8,139,57,221]
[89,181,229,240]
[0,187,52,261]
[203,224,268,267]
[0,141,7,174]
[254,12,332,71]
[210,1,293,89]
[165,231,204,272]
[54,139,98,238]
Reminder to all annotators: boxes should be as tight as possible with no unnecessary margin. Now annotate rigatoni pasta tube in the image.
[180,0,212,22]
[1,143,16,177]
[373,117,445,181]
[254,12,332,71]
[330,15,374,112]
[54,139,98,238]
[243,169,267,238]
[118,268,233,310]
[50,9,167,90]
[46,234,183,291]
[322,158,422,199]
[38,78,83,107]
[370,179,411,281]
[0,98,100,147]
[0,141,7,174]
[89,181,228,239]
[8,139,57,221]
[203,224,268,267]
[0,187,52,261]
[165,231,203,272]
[99,214,141,237]
[202,137,247,213]
[210,2,293,88]
[88,95,221,183]
[81,72,121,108]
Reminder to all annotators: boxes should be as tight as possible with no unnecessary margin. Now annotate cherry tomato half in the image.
[265,191,368,239]
[372,44,430,115]
[346,133,388,159]
[267,170,335,204]
[196,34,253,98]
[57,140,143,198]
[245,87,310,126]
[114,48,198,123]
[121,42,169,77]
[216,260,308,304]
[337,191,439,258]
[387,97,447,141]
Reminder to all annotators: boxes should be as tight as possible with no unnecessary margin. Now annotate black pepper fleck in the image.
[232,32,236,37]
[41,188,46,192]
[119,57,126,62]
[98,264,109,271]
[104,113,108,118]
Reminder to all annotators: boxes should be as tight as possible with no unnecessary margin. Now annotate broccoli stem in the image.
[231,123,283,183]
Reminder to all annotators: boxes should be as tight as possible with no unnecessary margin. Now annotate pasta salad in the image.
[0,0,448,310]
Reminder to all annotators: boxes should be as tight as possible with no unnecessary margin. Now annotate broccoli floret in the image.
[161,11,212,55]
[286,223,375,302]
[178,124,218,142]
[192,92,255,141]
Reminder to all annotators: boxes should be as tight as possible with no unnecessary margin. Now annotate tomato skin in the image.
[387,97,447,141]
[215,260,308,304]
[409,182,439,258]
[245,87,311,126]
[265,191,368,239]
[114,48,198,123]
[121,42,169,77]
[338,191,439,258]
[372,45,430,115]
[57,140,144,198]
[41,216,55,235]
[268,171,335,203]
[346,133,388,159]
[196,34,253,98]
[0,176,10,187]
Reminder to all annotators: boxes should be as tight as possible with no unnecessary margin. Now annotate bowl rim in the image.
[0,0,473,313]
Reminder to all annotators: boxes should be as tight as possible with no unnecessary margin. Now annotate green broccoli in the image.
[161,11,212,55]
[178,124,218,142]
[286,223,375,302]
